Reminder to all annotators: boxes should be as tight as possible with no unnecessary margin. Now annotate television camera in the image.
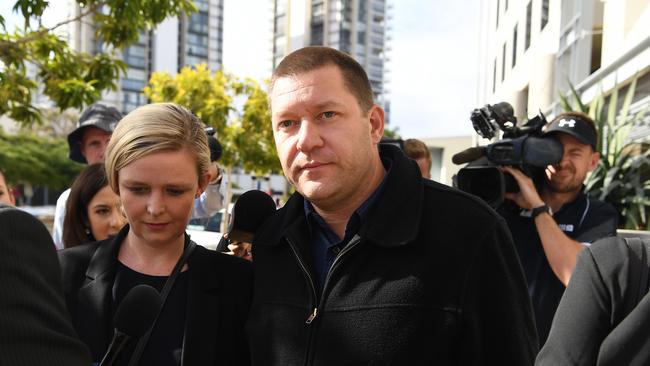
[453,102,564,208]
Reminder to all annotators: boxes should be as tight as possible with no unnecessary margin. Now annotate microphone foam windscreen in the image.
[208,136,222,162]
[230,190,277,234]
[114,284,162,337]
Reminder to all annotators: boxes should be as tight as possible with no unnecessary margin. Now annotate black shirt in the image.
[112,261,189,366]
[499,190,618,345]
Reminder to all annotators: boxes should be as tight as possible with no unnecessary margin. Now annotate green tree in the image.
[144,64,281,230]
[0,128,82,189]
[560,78,650,229]
[0,0,196,126]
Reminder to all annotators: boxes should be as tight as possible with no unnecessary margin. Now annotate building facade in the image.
[272,0,391,116]
[69,0,224,113]
[477,0,650,133]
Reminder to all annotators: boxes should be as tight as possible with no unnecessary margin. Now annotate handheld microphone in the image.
[99,284,161,366]
[452,146,486,165]
[216,190,277,251]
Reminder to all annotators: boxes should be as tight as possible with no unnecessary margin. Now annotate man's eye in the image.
[320,111,336,119]
[278,120,295,129]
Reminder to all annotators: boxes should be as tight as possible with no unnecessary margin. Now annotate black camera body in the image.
[454,102,563,208]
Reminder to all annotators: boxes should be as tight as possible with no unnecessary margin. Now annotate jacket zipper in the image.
[286,238,319,322]
[304,235,362,366]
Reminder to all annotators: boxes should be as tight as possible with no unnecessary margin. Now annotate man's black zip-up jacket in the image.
[247,145,539,365]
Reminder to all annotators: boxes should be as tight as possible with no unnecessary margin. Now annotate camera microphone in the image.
[99,285,161,366]
[452,146,486,165]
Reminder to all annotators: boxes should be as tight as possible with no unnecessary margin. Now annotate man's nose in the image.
[296,120,323,152]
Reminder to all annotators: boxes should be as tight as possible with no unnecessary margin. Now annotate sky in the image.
[2,0,481,139]
[222,0,481,139]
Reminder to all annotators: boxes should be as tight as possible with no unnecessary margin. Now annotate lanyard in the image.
[127,239,197,366]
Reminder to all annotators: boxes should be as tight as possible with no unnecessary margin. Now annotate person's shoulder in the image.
[57,242,100,276]
[0,205,33,220]
[193,245,251,273]
[584,236,629,272]
[421,179,500,223]
[55,188,71,205]
[587,194,617,214]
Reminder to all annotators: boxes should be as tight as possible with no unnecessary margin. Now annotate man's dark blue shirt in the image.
[304,159,391,292]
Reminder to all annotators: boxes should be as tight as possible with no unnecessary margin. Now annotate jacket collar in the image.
[255,145,424,248]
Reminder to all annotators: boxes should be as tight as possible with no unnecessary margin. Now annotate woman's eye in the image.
[127,187,147,194]
[95,208,110,215]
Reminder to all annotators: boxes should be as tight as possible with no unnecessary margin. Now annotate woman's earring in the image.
[85,227,91,235]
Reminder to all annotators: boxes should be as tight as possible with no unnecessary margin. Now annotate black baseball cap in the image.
[543,114,597,150]
[67,103,122,163]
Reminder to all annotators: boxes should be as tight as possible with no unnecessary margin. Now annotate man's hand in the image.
[502,166,545,209]
[227,241,252,261]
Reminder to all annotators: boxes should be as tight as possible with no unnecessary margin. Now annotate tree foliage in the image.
[0,128,82,189]
[0,0,196,126]
[560,77,650,229]
[144,63,280,174]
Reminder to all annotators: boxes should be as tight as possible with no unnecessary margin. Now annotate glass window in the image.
[541,0,549,30]
[525,2,532,50]
[512,23,517,67]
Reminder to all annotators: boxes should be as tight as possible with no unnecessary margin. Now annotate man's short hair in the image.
[270,46,374,112]
[403,139,432,170]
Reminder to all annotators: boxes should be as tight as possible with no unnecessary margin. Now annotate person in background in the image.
[403,138,432,179]
[53,104,122,249]
[53,103,225,249]
[63,163,126,248]
[58,103,251,365]
[0,204,91,366]
[537,236,650,365]
[0,169,15,205]
[248,46,537,365]
[500,112,618,345]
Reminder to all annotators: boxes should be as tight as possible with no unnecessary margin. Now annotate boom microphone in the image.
[99,284,161,366]
[452,146,486,165]
[216,190,277,251]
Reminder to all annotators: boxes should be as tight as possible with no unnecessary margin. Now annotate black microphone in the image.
[452,146,486,165]
[216,190,277,251]
[99,284,162,366]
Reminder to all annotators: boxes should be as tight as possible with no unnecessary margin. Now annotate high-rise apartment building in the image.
[69,0,224,113]
[477,0,650,130]
[272,0,390,116]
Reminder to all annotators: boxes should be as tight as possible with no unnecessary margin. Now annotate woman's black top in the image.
[113,261,189,366]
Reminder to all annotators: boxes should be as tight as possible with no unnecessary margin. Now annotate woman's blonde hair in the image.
[105,103,210,192]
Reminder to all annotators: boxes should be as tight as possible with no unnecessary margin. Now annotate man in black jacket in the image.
[0,204,91,366]
[247,46,538,365]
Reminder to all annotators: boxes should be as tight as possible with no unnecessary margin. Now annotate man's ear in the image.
[588,151,601,171]
[368,105,385,144]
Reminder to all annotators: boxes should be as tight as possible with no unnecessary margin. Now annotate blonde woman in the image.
[59,103,252,366]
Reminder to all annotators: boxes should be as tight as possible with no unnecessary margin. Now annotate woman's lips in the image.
[145,222,169,230]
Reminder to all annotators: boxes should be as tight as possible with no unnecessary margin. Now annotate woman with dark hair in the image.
[63,163,126,248]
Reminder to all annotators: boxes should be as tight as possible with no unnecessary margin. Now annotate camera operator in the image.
[499,112,618,345]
